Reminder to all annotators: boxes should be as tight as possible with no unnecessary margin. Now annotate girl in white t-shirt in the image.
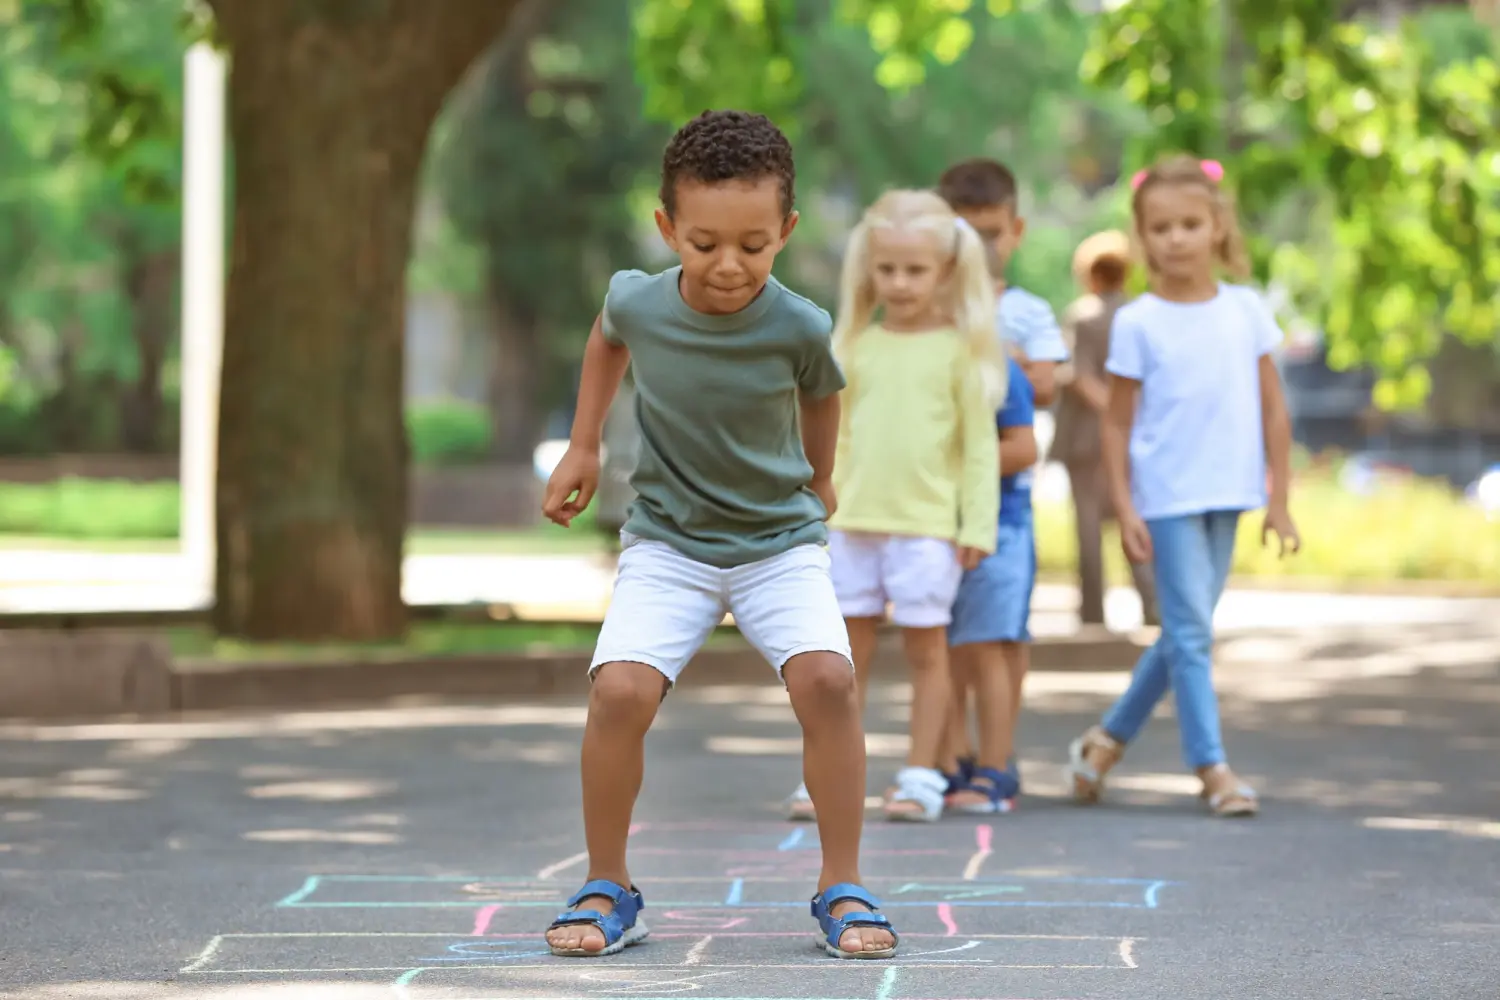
[1064,156,1301,817]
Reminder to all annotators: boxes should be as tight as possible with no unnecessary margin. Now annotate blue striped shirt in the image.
[998,286,1069,363]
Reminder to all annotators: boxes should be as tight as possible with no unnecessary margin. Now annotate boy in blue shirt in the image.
[937,158,1060,808]
[943,354,1038,812]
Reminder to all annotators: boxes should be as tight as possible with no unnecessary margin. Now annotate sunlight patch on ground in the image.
[1363,814,1500,840]
[706,732,910,757]
[245,780,396,802]
[0,704,590,743]
[242,828,402,846]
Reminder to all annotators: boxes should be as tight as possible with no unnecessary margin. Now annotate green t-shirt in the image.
[602,267,846,567]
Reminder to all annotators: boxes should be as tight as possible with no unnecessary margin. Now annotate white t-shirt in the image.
[998,287,1069,362]
[1105,284,1283,521]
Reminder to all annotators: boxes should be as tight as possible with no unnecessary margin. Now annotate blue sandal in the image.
[810,883,898,959]
[949,766,1020,815]
[546,879,649,957]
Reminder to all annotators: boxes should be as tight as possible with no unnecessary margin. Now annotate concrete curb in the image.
[167,631,1148,714]
[0,628,1148,720]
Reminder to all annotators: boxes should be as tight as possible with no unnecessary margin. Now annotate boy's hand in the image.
[1261,503,1301,558]
[1119,509,1153,565]
[810,476,837,520]
[542,446,601,527]
[958,546,986,571]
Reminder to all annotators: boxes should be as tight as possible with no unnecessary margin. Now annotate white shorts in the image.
[590,533,853,686]
[829,530,964,628]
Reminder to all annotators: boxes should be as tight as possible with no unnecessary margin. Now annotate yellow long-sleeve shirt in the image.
[830,326,1000,553]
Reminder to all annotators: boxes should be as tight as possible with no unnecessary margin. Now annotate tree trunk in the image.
[120,246,178,453]
[485,289,546,463]
[208,0,521,640]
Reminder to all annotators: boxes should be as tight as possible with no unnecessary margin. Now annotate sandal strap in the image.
[563,879,643,924]
[963,766,1020,802]
[811,881,882,916]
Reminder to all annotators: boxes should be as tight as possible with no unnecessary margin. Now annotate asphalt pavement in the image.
[0,612,1497,999]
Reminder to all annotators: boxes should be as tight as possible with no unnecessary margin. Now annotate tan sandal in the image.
[1065,726,1123,804]
[1200,765,1259,818]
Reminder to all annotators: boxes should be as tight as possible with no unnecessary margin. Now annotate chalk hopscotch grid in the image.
[183,823,1166,993]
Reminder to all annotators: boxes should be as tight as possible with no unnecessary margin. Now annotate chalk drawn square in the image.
[275,874,1172,912]
[180,932,1141,980]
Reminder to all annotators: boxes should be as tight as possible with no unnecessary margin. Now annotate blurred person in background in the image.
[1053,230,1159,628]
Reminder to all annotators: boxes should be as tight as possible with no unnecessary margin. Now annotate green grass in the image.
[1,471,1494,586]
[1033,469,1500,589]
[168,620,745,663]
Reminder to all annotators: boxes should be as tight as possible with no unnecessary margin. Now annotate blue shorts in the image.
[948,515,1036,646]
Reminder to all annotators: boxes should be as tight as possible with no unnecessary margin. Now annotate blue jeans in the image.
[1101,510,1240,769]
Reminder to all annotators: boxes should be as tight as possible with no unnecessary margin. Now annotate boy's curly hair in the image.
[659,110,796,218]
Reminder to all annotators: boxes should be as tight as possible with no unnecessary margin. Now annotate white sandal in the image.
[883,766,947,823]
[1202,765,1259,817]
[786,781,816,821]
[1065,726,1123,804]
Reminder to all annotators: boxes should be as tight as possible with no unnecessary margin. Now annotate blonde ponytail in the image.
[833,189,1006,405]
[951,218,1007,406]
[831,219,878,360]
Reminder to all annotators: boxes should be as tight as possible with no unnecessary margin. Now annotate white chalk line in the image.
[178,935,224,974]
[683,934,714,965]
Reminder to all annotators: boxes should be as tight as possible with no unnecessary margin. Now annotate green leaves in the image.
[630,0,984,126]
[1083,0,1500,408]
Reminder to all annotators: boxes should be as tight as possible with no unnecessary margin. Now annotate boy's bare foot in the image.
[830,897,897,952]
[545,892,615,954]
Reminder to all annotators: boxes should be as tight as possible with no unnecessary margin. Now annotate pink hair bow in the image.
[1130,159,1225,190]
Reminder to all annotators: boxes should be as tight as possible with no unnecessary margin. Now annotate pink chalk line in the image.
[471,904,501,936]
[935,903,957,937]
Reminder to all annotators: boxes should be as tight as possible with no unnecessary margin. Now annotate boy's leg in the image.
[974,642,1014,767]
[940,647,976,774]
[1003,642,1029,737]
[545,539,724,955]
[948,521,1031,805]
[728,544,894,954]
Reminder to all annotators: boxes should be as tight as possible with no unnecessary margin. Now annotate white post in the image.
[179,42,227,605]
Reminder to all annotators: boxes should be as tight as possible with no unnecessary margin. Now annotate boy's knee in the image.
[783,651,857,706]
[589,661,668,728]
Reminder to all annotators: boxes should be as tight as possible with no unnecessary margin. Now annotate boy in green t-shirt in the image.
[540,110,898,961]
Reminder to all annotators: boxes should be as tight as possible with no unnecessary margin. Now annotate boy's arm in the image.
[1000,424,1039,475]
[569,315,631,451]
[541,315,630,524]
[1022,360,1058,407]
[957,364,1001,554]
[800,391,840,488]
[796,319,847,518]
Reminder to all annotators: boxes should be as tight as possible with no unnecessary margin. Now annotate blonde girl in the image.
[787,188,1004,823]
[1064,156,1300,817]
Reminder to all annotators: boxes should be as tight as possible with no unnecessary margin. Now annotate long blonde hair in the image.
[832,188,1007,404]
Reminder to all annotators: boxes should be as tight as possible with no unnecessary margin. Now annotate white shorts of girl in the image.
[589,533,853,686]
[829,530,965,628]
